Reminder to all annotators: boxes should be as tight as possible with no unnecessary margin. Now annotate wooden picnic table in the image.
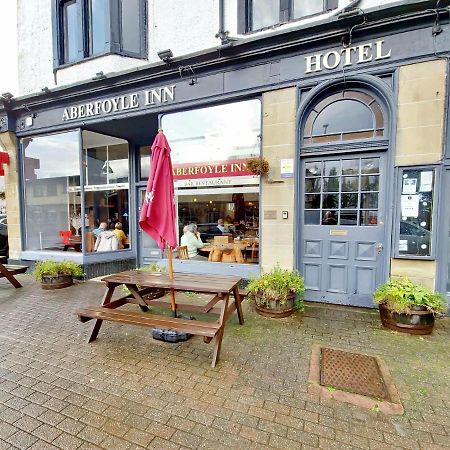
[75,271,245,367]
[0,256,28,288]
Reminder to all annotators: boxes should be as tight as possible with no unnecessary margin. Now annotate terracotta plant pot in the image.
[254,291,296,318]
[41,274,73,290]
[378,303,435,335]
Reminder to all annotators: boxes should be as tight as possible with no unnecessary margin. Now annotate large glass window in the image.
[142,99,262,264]
[396,167,435,258]
[23,132,81,252]
[247,0,338,32]
[82,131,130,252]
[56,0,146,65]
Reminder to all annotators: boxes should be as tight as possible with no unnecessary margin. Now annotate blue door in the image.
[300,154,387,307]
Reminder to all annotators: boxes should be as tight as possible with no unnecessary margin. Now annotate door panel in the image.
[301,154,386,307]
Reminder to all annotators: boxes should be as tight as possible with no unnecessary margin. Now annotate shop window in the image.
[395,167,436,258]
[302,90,385,145]
[53,0,147,66]
[148,99,262,264]
[82,131,131,253]
[22,130,131,254]
[22,131,81,252]
[239,0,338,33]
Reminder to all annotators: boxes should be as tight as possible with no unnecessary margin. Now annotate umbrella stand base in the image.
[152,314,195,343]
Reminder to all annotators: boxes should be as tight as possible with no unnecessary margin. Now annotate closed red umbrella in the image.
[139,129,178,316]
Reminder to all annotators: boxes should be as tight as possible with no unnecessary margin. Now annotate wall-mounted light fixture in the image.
[337,9,363,20]
[41,86,50,93]
[157,49,173,64]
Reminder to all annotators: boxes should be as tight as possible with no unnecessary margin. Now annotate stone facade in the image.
[260,88,296,272]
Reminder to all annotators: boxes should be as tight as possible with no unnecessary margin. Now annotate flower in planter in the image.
[246,157,270,176]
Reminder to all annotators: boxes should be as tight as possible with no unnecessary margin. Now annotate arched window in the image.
[303,90,385,145]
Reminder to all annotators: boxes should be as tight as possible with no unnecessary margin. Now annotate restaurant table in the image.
[75,271,245,367]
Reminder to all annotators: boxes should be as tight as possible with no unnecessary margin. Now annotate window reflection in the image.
[90,0,107,55]
[23,131,81,251]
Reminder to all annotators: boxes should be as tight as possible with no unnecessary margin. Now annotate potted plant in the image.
[373,277,448,335]
[246,157,270,176]
[247,266,305,318]
[34,260,84,290]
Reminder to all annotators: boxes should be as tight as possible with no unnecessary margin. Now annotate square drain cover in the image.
[321,347,388,399]
[308,344,403,415]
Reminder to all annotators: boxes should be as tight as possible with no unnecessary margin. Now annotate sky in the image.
[0,0,18,95]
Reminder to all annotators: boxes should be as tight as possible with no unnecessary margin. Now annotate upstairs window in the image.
[54,0,147,66]
[240,0,339,33]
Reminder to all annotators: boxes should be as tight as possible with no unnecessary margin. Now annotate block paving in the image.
[0,275,449,449]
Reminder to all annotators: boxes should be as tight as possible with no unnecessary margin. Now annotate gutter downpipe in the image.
[216,0,233,45]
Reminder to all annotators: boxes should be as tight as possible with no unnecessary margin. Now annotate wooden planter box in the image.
[378,303,435,335]
[254,291,296,318]
[41,274,73,290]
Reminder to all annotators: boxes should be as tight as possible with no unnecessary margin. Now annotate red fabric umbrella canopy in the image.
[139,131,177,250]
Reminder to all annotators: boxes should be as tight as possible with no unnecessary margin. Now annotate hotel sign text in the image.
[61,85,176,121]
[305,40,392,74]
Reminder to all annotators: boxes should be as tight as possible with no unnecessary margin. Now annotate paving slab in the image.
[0,275,449,449]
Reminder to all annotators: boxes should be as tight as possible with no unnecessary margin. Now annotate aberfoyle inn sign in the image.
[58,40,392,123]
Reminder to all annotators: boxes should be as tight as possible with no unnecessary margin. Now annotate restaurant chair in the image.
[58,230,72,245]
[177,245,189,260]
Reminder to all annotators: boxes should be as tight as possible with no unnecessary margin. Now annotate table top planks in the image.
[101,271,241,294]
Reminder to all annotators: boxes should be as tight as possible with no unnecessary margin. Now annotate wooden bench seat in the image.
[77,306,220,338]
[0,263,28,288]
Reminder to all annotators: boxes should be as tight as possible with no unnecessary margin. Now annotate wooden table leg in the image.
[0,265,22,288]
[211,294,229,368]
[127,284,150,312]
[233,286,244,325]
[89,284,115,342]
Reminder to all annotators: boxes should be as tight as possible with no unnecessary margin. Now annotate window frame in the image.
[393,165,439,260]
[238,0,339,34]
[52,0,147,68]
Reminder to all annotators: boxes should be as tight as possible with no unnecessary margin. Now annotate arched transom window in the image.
[303,90,385,145]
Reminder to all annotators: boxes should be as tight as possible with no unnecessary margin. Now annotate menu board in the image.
[398,168,434,257]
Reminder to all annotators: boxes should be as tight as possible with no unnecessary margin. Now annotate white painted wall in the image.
[17,0,408,96]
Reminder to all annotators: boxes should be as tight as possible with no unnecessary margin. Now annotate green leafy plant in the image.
[247,265,305,307]
[33,260,84,282]
[373,277,447,315]
[246,157,270,176]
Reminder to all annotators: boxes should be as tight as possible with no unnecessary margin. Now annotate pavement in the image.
[0,274,449,450]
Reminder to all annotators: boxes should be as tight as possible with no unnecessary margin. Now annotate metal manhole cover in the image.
[320,348,389,400]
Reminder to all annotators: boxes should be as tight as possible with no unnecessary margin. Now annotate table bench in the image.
[0,261,28,288]
[76,271,246,367]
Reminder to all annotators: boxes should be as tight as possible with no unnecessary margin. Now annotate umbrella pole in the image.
[167,245,177,318]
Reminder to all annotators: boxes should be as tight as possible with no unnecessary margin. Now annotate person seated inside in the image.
[180,223,207,260]
[94,224,119,252]
[217,218,226,234]
[93,222,107,238]
[114,222,128,249]
[224,215,235,234]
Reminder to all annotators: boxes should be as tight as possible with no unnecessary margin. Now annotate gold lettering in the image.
[342,46,357,67]
[221,164,227,173]
[323,50,341,70]
[357,43,373,64]
[188,167,194,175]
[374,40,391,60]
[305,54,322,73]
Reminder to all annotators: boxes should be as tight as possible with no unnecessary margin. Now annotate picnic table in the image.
[0,256,28,288]
[76,271,245,367]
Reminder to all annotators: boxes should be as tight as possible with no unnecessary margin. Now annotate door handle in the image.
[375,242,383,255]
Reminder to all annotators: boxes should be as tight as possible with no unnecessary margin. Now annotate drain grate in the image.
[320,348,389,400]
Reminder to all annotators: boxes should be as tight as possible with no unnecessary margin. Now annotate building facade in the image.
[0,0,449,308]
